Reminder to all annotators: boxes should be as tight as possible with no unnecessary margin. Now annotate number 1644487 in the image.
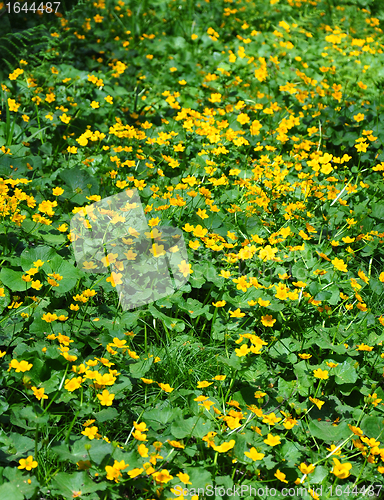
[5,2,61,14]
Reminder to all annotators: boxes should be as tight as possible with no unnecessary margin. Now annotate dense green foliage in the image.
[1,0,384,498]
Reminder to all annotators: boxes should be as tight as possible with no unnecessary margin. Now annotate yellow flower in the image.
[64,376,82,392]
[244,447,265,461]
[192,224,208,237]
[235,344,249,357]
[60,113,71,124]
[229,308,246,318]
[90,101,100,109]
[353,113,365,122]
[18,456,38,470]
[106,272,123,287]
[212,300,226,307]
[168,440,185,448]
[176,472,192,485]
[141,378,154,384]
[254,391,266,399]
[128,468,144,478]
[8,98,20,112]
[52,187,64,196]
[298,353,312,359]
[31,280,42,290]
[197,381,213,388]
[355,141,368,153]
[189,240,200,250]
[158,383,174,393]
[178,260,192,277]
[356,343,373,351]
[152,469,173,483]
[212,439,235,453]
[262,412,282,425]
[196,208,209,219]
[326,361,338,368]
[313,368,329,380]
[274,469,288,483]
[9,359,33,372]
[81,426,99,440]
[31,386,48,401]
[298,463,315,474]
[258,298,270,307]
[237,113,250,125]
[105,465,122,482]
[97,389,115,406]
[332,258,348,272]
[326,444,342,455]
[263,434,281,446]
[261,315,276,327]
[309,397,324,409]
[331,458,352,479]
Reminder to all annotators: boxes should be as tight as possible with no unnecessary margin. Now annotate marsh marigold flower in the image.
[332,258,348,272]
[244,447,265,461]
[264,434,281,446]
[213,440,235,453]
[97,389,115,406]
[331,458,352,479]
[18,456,38,470]
[274,469,288,483]
[261,315,276,327]
[9,359,33,372]
[313,368,329,380]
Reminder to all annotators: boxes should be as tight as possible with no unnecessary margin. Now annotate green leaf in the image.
[4,433,35,460]
[191,417,213,438]
[183,466,212,491]
[129,357,153,378]
[333,361,358,385]
[95,407,118,423]
[0,269,30,292]
[0,483,24,500]
[360,416,384,439]
[294,361,312,396]
[370,278,383,295]
[269,338,299,363]
[147,304,186,332]
[20,245,57,271]
[59,168,99,194]
[143,406,182,426]
[309,465,328,484]
[50,471,106,499]
[371,202,384,219]
[18,405,49,427]
[218,352,242,370]
[86,439,112,464]
[171,416,199,439]
[280,441,302,466]
[0,285,10,313]
[2,468,39,498]
[308,421,351,443]
[328,284,340,305]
